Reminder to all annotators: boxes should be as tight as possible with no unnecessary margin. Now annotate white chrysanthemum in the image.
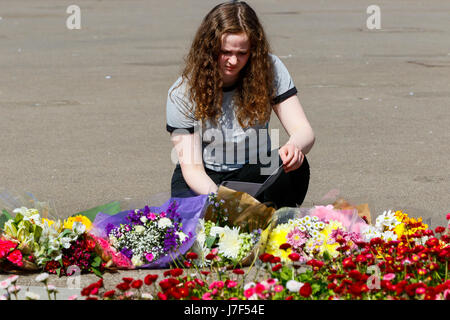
[217,226,242,260]
[381,231,398,242]
[361,225,382,241]
[303,216,311,223]
[158,217,172,229]
[299,225,307,232]
[312,216,319,222]
[134,225,145,234]
[316,221,325,230]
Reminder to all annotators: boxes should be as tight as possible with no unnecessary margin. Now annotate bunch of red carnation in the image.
[44,233,105,276]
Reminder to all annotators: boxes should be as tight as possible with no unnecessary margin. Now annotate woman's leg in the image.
[260,156,310,208]
[229,153,310,208]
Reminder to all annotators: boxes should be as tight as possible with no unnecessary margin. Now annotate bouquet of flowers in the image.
[0,205,104,276]
[105,202,191,267]
[188,191,270,268]
[190,218,261,267]
[265,205,366,264]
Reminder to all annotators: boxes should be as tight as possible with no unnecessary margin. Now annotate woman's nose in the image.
[228,55,237,65]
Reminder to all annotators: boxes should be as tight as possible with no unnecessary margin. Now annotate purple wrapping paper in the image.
[92,194,209,269]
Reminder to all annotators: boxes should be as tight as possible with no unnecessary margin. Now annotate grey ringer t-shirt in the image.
[166,54,297,172]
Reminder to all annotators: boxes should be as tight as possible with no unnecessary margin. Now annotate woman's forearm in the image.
[286,125,315,155]
[181,165,218,195]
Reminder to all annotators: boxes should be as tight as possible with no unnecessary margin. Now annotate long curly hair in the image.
[173,1,275,128]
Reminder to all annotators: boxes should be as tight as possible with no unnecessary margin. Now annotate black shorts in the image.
[170,153,310,208]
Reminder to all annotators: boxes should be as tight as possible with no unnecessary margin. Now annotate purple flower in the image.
[120,247,133,259]
[106,223,115,236]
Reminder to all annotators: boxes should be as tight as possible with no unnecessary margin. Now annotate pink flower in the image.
[160,212,166,218]
[416,287,426,295]
[147,213,157,221]
[244,288,254,298]
[274,285,284,293]
[202,292,212,300]
[383,273,396,281]
[6,250,23,267]
[145,253,154,262]
[287,228,308,249]
[446,213,450,220]
[226,280,238,289]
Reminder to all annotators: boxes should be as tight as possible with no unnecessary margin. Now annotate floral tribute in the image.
[187,193,261,268]
[106,203,191,267]
[0,206,103,276]
[76,210,449,300]
[265,207,364,264]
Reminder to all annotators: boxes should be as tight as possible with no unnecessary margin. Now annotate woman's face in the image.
[218,32,251,86]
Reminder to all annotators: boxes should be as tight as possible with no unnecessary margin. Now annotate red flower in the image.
[183,261,192,268]
[116,282,130,291]
[285,296,294,300]
[299,283,312,298]
[144,274,158,285]
[426,238,439,248]
[435,226,446,234]
[6,250,23,267]
[179,287,189,298]
[270,256,281,264]
[186,252,198,260]
[271,263,282,272]
[157,292,168,300]
[90,287,99,296]
[342,257,356,269]
[163,270,172,277]
[131,279,143,289]
[279,243,291,250]
[232,269,245,275]
[288,252,300,262]
[205,253,216,260]
[195,278,205,287]
[170,268,183,277]
[0,240,17,258]
[122,277,134,284]
[348,269,362,281]
[200,271,210,276]
[259,253,273,263]
[103,290,116,298]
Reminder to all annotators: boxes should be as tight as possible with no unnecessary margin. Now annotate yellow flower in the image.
[41,218,55,227]
[266,223,294,263]
[63,215,92,231]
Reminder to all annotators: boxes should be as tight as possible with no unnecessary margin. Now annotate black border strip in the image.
[166,124,195,133]
[272,86,298,105]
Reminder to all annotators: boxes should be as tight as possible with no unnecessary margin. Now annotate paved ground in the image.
[0,0,449,296]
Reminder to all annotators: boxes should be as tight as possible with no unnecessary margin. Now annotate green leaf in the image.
[91,256,102,268]
[90,267,103,278]
[0,210,13,229]
[205,235,217,248]
[14,213,24,224]
[56,267,61,277]
[33,225,43,242]
[73,201,121,222]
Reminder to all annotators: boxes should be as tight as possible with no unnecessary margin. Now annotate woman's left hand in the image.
[278,143,305,173]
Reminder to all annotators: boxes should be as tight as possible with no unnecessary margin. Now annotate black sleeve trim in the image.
[272,87,298,105]
[166,124,195,134]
